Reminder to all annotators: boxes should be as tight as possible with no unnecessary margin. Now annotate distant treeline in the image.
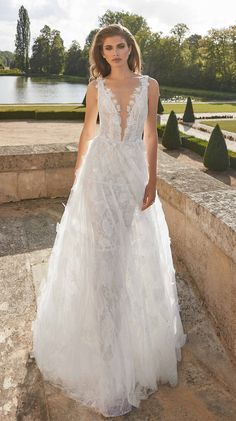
[1,8,235,91]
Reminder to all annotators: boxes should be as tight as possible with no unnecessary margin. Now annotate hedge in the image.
[158,124,236,170]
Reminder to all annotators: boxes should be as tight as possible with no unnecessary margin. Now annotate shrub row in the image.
[0,110,86,120]
[157,124,236,170]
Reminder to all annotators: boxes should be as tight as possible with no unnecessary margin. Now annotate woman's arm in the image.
[141,77,160,211]
[73,79,98,181]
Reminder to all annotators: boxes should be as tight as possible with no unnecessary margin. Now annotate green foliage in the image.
[6,8,236,91]
[142,23,236,92]
[64,40,88,77]
[183,96,195,122]
[0,68,22,75]
[14,5,30,72]
[98,10,150,35]
[157,97,164,114]
[170,23,189,45]
[82,94,86,106]
[30,26,65,74]
[50,32,65,74]
[164,126,236,170]
[203,124,230,170]
[162,111,181,149]
[0,51,14,68]
[160,85,236,101]
[0,109,85,120]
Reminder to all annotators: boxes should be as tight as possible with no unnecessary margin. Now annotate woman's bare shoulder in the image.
[86,79,100,102]
[146,75,160,90]
[87,79,99,89]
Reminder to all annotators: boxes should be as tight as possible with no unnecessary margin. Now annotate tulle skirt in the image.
[32,135,187,417]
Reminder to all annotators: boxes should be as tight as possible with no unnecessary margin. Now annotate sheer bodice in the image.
[96,75,149,143]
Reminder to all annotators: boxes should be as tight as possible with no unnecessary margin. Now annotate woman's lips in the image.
[112,58,121,61]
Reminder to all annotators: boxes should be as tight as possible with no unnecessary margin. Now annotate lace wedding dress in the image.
[32,74,187,418]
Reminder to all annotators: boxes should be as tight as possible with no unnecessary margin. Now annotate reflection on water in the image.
[0,75,204,104]
[0,76,87,104]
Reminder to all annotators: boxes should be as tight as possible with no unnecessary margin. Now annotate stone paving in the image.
[0,120,86,147]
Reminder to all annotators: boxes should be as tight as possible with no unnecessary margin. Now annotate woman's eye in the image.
[104,44,125,51]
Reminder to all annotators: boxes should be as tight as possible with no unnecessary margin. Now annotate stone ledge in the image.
[157,152,236,264]
[156,151,236,358]
[0,143,77,203]
[0,142,77,171]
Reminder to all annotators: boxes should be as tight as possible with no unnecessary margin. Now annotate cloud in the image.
[0,0,235,52]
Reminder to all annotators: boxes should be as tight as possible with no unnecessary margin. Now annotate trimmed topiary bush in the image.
[82,94,86,106]
[183,96,195,123]
[158,97,164,114]
[162,110,181,149]
[203,124,230,171]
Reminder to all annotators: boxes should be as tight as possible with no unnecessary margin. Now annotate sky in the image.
[0,0,235,52]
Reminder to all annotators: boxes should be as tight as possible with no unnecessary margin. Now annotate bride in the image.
[32,23,187,418]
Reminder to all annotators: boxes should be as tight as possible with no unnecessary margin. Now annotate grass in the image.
[0,103,235,114]
[200,120,236,133]
[162,103,236,114]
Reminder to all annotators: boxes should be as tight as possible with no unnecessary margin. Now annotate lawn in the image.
[201,119,236,133]
[162,103,236,114]
[0,103,236,114]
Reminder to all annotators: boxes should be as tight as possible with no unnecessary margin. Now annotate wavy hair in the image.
[89,23,142,80]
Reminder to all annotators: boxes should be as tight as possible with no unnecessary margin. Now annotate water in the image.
[0,75,214,104]
[0,76,87,104]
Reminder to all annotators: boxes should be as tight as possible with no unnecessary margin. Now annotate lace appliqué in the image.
[102,76,147,142]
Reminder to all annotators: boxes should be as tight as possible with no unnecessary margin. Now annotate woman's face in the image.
[102,35,131,67]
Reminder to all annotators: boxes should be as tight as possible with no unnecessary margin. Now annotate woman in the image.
[32,23,187,418]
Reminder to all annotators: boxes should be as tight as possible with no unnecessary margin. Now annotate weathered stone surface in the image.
[0,120,84,148]
[0,172,18,203]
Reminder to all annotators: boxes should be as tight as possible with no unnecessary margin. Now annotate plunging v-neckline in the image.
[101,76,144,142]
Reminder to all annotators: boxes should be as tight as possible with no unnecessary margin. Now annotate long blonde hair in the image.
[89,23,142,80]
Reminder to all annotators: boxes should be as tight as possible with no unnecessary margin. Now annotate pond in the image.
[0,76,88,104]
[0,75,205,104]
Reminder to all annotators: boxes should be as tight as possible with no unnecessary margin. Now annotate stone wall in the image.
[0,143,77,203]
[157,152,236,358]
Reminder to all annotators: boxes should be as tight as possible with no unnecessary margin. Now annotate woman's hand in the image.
[141,180,156,211]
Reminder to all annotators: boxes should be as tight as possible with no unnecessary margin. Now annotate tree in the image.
[162,111,181,149]
[170,23,189,45]
[50,31,65,74]
[203,124,229,171]
[65,40,88,76]
[30,25,51,73]
[185,34,202,62]
[14,5,30,73]
[0,51,15,68]
[30,25,65,75]
[183,97,195,122]
[98,10,150,35]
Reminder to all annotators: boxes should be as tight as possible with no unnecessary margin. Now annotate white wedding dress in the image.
[32,74,187,417]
